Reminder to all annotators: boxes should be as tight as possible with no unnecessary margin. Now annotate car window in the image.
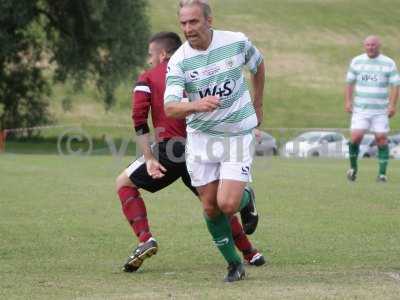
[389,135,400,145]
[295,132,321,142]
[321,135,334,143]
[361,136,374,145]
[320,136,329,142]
[261,133,272,141]
[331,134,343,142]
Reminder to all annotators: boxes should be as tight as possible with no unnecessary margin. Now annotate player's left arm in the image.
[250,61,265,127]
[243,34,265,127]
[132,74,166,178]
[388,62,400,118]
[135,134,166,179]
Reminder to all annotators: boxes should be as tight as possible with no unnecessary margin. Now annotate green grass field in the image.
[1,155,400,299]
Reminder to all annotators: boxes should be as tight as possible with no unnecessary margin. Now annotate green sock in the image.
[349,142,359,172]
[238,188,250,211]
[204,213,241,264]
[378,145,389,175]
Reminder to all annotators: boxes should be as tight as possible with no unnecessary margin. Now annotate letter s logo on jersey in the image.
[189,70,200,80]
[199,79,236,99]
[241,166,250,175]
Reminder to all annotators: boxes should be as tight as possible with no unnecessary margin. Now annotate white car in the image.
[389,133,400,144]
[283,131,348,158]
[390,144,400,159]
[254,131,278,156]
[389,133,400,150]
[358,134,378,158]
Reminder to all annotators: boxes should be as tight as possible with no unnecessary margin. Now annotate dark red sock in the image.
[230,215,255,257]
[117,186,152,243]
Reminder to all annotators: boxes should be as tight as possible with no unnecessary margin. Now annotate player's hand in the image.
[388,106,396,118]
[345,102,352,113]
[256,111,263,128]
[195,96,220,112]
[146,158,166,179]
[253,128,262,143]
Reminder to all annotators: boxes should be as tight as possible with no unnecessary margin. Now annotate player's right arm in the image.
[345,84,354,113]
[163,54,219,118]
[345,59,357,113]
[164,96,220,118]
[132,75,166,178]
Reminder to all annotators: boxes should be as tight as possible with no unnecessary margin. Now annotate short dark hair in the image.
[149,32,182,57]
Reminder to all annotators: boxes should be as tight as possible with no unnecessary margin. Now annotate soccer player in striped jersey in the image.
[164,0,265,281]
[345,36,399,182]
[115,31,265,273]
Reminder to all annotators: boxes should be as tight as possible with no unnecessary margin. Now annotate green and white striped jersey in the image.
[346,53,400,114]
[164,30,263,136]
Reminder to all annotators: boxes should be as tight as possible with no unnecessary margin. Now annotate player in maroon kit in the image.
[115,32,265,272]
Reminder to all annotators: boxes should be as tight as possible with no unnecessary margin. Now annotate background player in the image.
[345,35,399,182]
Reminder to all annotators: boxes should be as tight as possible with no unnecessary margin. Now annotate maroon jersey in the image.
[132,61,186,142]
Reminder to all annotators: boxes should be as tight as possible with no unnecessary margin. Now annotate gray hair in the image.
[178,0,212,18]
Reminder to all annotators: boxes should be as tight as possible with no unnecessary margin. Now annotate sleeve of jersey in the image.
[243,35,263,74]
[132,74,151,135]
[389,62,400,86]
[164,58,185,104]
[346,60,357,84]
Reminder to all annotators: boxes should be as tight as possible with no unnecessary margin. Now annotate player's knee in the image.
[375,136,387,146]
[203,204,219,219]
[218,201,238,217]
[351,136,362,145]
[115,172,134,192]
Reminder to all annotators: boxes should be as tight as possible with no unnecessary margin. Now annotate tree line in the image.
[0,0,149,132]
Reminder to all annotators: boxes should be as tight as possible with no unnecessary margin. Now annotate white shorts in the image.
[186,132,255,187]
[350,113,389,133]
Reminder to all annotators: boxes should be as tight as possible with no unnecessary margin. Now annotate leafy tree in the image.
[0,0,150,131]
